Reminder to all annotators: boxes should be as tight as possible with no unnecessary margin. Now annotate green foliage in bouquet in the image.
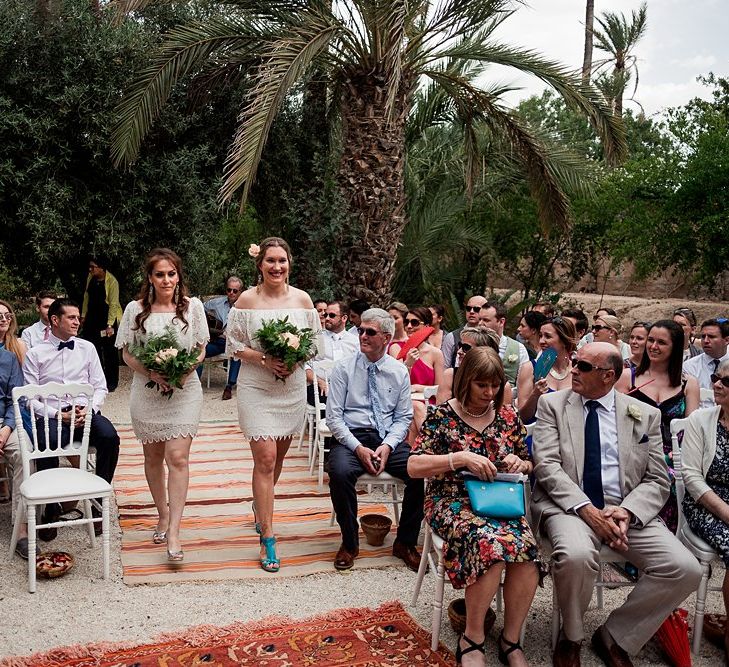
[129,325,200,397]
[255,316,317,380]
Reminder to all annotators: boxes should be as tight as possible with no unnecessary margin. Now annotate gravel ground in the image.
[0,362,726,664]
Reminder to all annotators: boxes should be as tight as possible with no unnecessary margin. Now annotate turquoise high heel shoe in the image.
[260,536,280,572]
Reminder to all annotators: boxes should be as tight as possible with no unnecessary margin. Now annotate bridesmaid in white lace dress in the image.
[226,237,320,572]
[116,248,208,563]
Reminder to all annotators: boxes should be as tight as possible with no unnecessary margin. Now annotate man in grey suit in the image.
[532,342,701,667]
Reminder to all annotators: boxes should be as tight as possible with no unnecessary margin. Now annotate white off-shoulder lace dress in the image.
[226,307,321,441]
[116,298,209,444]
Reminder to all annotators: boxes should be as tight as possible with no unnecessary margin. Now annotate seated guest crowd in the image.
[3,284,729,666]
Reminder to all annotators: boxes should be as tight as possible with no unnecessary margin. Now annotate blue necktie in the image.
[583,400,604,509]
[58,340,75,351]
[367,363,386,439]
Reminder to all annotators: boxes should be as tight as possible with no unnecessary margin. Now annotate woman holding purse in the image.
[408,347,544,667]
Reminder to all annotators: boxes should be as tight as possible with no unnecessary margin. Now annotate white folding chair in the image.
[423,385,438,403]
[9,383,111,593]
[671,416,721,654]
[329,471,404,527]
[202,353,227,389]
[412,476,529,651]
[699,387,715,406]
[308,360,335,488]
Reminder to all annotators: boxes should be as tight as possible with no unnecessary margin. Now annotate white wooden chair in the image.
[201,353,227,389]
[412,475,529,651]
[671,416,722,654]
[9,383,111,593]
[308,360,335,488]
[329,471,404,528]
[423,385,438,403]
[699,387,715,406]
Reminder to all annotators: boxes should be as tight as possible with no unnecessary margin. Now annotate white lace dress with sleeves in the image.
[226,307,321,440]
[116,297,209,444]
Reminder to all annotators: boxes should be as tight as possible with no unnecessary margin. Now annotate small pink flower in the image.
[248,243,261,258]
[280,332,301,349]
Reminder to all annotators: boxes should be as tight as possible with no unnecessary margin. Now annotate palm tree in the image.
[111,0,625,302]
[582,0,595,85]
[592,1,647,118]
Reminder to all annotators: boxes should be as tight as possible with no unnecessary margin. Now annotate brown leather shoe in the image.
[553,637,581,667]
[334,544,359,570]
[392,540,421,572]
[591,625,633,667]
[222,386,233,401]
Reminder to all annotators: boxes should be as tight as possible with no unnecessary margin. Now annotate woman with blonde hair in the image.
[117,248,208,562]
[226,237,321,572]
[409,347,542,666]
[592,313,630,361]
[0,300,28,364]
[386,301,409,352]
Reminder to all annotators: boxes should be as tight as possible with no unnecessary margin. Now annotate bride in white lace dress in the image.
[226,237,321,572]
[116,248,208,563]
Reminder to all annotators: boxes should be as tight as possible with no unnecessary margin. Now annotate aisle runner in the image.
[115,422,400,585]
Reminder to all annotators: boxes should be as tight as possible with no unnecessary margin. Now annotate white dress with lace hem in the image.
[116,298,209,444]
[226,307,321,441]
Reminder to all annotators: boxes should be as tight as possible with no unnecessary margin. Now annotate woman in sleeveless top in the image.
[625,321,650,369]
[117,249,208,562]
[386,302,409,352]
[428,304,447,349]
[389,307,444,392]
[616,319,699,532]
[226,238,321,572]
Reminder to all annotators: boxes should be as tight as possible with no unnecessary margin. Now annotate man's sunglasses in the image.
[404,318,422,326]
[357,327,380,337]
[226,288,240,293]
[458,342,473,353]
[571,357,611,373]
[711,374,729,388]
[464,306,482,313]
[325,312,340,319]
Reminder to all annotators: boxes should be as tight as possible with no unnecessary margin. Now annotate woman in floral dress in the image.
[409,347,544,667]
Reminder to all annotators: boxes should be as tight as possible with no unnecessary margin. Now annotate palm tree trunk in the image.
[337,67,414,303]
[582,0,595,84]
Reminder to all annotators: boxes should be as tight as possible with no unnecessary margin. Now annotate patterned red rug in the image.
[2,601,455,666]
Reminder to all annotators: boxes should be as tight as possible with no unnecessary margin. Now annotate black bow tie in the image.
[58,340,75,351]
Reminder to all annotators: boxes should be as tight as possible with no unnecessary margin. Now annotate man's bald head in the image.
[571,342,623,399]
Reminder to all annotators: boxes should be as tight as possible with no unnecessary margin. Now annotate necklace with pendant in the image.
[461,402,493,419]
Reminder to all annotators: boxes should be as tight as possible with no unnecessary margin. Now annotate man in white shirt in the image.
[306,300,359,403]
[683,317,729,406]
[440,295,487,369]
[532,342,701,666]
[22,298,120,541]
[20,290,56,349]
[478,301,533,402]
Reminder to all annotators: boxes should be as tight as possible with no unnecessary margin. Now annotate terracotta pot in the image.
[447,598,496,637]
[360,514,392,546]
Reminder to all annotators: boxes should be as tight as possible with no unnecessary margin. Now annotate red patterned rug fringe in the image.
[1,600,455,666]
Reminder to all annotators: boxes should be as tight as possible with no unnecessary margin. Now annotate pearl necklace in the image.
[549,363,570,380]
[461,402,493,419]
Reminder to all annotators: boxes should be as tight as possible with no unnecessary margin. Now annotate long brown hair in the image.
[0,299,24,364]
[453,347,506,413]
[134,248,189,333]
[255,237,293,285]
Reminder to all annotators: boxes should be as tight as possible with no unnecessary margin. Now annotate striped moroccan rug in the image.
[115,421,401,585]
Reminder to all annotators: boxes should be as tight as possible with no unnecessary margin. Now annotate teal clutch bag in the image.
[462,473,525,519]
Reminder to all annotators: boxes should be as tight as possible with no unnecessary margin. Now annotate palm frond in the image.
[219,19,340,207]
[382,0,407,121]
[433,40,627,165]
[111,17,266,168]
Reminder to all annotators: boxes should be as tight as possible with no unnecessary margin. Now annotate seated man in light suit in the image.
[326,308,424,572]
[532,342,701,667]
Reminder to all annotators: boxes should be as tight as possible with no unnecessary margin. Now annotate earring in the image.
[174,284,180,303]
[148,284,155,305]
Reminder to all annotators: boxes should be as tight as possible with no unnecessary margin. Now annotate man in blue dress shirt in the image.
[326,308,424,571]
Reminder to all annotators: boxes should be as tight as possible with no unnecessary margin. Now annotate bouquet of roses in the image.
[130,325,200,398]
[255,316,317,382]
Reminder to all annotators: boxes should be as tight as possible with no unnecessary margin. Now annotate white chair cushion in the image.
[20,467,112,502]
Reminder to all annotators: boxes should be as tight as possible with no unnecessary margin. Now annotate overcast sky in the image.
[489,0,728,117]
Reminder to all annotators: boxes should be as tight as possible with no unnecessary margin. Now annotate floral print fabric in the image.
[411,402,545,589]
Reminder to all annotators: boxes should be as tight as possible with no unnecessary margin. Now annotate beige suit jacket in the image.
[531,388,670,532]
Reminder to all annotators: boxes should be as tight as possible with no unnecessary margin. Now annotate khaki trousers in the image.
[545,511,702,654]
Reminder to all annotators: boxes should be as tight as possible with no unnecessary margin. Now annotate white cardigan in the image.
[681,405,723,501]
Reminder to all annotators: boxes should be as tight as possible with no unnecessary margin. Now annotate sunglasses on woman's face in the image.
[404,318,422,326]
[591,324,608,332]
[571,357,610,373]
[711,374,729,388]
[458,342,473,352]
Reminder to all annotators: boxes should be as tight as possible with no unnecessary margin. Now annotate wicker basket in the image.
[447,598,496,636]
[36,551,74,579]
[360,514,393,546]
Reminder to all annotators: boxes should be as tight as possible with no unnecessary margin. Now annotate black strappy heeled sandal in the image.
[498,631,524,665]
[456,634,485,665]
